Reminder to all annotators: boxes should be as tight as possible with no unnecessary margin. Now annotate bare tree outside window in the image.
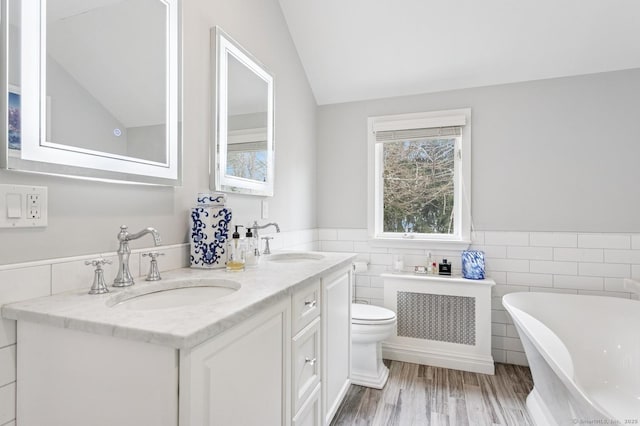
[382,138,455,234]
[227,150,267,181]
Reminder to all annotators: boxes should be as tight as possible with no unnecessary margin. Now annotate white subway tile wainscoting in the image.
[318,229,639,367]
[1,228,637,424]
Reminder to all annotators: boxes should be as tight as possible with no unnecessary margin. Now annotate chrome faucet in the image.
[250,221,280,255]
[113,225,161,287]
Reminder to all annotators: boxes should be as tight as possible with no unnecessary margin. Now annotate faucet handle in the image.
[261,237,274,255]
[142,251,165,260]
[85,258,111,295]
[142,251,164,281]
[84,258,112,267]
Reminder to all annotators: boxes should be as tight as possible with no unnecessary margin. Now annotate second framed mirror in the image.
[210,26,274,196]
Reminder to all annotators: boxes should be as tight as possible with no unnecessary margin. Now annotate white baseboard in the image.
[382,342,495,375]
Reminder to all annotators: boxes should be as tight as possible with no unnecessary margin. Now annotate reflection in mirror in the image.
[46,0,167,163]
[227,54,268,181]
[2,0,181,184]
[5,0,22,163]
[211,26,274,196]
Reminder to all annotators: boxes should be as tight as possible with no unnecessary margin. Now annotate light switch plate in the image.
[261,200,269,219]
[0,184,48,228]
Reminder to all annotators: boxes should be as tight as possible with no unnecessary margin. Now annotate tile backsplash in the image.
[317,229,638,367]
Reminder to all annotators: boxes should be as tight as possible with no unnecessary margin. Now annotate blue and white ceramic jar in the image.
[190,193,231,269]
[461,250,485,280]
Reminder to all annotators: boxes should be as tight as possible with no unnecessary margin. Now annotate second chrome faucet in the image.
[249,221,280,256]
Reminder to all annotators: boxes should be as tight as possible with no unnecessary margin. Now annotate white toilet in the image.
[350,303,397,389]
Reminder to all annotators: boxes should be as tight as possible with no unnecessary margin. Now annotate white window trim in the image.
[367,108,472,250]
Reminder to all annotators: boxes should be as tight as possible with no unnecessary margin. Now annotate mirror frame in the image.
[210,26,274,196]
[1,0,182,185]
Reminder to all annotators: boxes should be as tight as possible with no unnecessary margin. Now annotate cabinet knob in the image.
[304,357,317,366]
[304,300,317,309]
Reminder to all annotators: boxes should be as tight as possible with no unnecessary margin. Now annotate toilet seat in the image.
[352,304,396,325]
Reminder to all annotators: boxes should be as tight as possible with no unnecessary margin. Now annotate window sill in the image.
[369,237,471,251]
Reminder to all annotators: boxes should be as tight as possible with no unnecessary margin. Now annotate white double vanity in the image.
[3,252,355,426]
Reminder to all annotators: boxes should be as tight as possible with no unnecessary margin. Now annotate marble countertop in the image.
[2,251,356,349]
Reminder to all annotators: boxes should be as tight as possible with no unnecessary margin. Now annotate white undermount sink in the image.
[266,252,325,263]
[107,278,241,310]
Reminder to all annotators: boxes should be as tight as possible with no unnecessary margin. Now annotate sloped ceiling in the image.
[278,0,640,105]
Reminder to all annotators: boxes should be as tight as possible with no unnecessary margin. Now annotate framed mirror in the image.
[211,26,274,196]
[1,0,181,185]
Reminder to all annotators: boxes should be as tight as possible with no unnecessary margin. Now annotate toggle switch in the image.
[6,193,22,218]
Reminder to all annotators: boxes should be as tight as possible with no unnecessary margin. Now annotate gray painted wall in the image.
[0,0,317,265]
[317,68,640,232]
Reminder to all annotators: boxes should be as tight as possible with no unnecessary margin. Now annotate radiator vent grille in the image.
[396,292,476,345]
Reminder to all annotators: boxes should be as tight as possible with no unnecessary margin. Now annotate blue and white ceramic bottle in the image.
[190,193,231,269]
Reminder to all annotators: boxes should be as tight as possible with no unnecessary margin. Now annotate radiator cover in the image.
[396,291,476,345]
[382,274,495,374]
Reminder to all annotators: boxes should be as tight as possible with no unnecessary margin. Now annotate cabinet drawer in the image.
[292,280,321,333]
[292,317,321,414]
[292,383,321,426]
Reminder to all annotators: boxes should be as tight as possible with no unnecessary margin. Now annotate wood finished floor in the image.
[331,360,534,426]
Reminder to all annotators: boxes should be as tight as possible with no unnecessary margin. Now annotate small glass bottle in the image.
[393,255,404,273]
[226,226,245,271]
[426,252,434,274]
[244,227,260,267]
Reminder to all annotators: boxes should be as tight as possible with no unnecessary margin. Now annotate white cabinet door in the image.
[321,268,352,425]
[17,322,178,426]
[182,298,291,426]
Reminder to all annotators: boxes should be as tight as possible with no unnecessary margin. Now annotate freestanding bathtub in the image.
[503,292,640,426]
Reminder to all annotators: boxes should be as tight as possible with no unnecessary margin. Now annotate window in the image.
[368,109,471,247]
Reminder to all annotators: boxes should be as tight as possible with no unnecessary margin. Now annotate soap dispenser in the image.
[226,225,245,271]
[244,227,259,267]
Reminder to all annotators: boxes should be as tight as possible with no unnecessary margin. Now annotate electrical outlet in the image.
[0,185,47,227]
[261,200,269,219]
[27,194,40,205]
[28,207,41,220]
[27,194,41,219]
